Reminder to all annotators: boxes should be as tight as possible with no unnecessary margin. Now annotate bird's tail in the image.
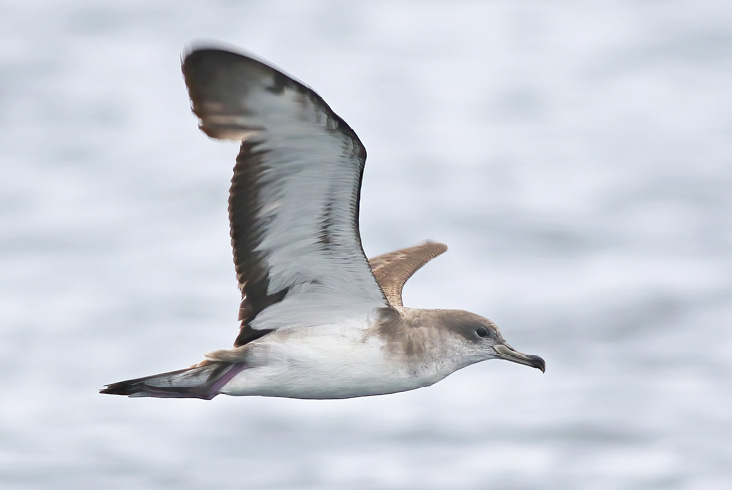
[100,362,245,400]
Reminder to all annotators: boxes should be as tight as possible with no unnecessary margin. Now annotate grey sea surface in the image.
[2,1,731,489]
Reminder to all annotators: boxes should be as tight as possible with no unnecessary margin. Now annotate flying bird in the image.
[101,47,545,400]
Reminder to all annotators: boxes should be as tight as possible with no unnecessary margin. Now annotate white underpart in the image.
[216,316,456,399]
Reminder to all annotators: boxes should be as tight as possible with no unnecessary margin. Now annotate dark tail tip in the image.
[100,380,140,396]
[100,367,196,398]
[100,363,245,400]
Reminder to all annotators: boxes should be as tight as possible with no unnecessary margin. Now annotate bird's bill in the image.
[493,344,546,372]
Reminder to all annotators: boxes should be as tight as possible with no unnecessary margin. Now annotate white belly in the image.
[217,325,449,399]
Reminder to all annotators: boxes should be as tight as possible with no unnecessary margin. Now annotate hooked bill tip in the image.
[528,354,546,373]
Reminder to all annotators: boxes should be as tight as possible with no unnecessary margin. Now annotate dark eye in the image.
[475,327,489,338]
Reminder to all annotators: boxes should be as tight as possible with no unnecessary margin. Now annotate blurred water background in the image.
[2,1,731,488]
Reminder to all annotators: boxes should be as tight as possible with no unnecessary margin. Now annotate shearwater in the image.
[101,46,545,400]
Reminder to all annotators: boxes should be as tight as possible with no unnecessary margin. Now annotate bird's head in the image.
[440,310,546,372]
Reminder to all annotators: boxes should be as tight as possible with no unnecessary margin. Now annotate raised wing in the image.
[368,242,448,307]
[182,48,388,346]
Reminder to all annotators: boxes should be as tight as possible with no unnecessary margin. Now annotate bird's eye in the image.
[475,327,489,338]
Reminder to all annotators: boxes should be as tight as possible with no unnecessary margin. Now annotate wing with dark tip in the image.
[182,48,388,346]
[368,242,448,307]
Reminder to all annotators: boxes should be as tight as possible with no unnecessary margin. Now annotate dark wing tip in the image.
[181,47,315,143]
[180,45,364,152]
[182,47,255,78]
[181,42,281,76]
[181,48,261,107]
[181,46,306,110]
